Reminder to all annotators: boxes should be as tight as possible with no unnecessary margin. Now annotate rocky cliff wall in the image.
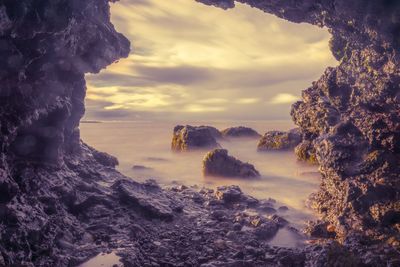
[0,0,129,166]
[0,0,130,265]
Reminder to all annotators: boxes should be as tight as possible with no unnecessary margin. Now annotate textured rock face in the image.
[0,0,130,265]
[200,125,223,139]
[294,140,318,164]
[171,125,221,151]
[257,128,302,151]
[198,0,400,254]
[221,126,261,138]
[0,0,129,166]
[203,149,260,178]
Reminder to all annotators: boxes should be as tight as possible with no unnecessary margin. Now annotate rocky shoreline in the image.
[0,0,399,266]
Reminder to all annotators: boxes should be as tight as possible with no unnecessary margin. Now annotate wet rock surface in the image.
[203,149,260,178]
[221,126,261,138]
[257,128,302,151]
[171,125,221,151]
[294,140,318,164]
[0,0,399,265]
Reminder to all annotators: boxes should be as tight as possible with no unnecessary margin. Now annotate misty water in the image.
[80,120,321,248]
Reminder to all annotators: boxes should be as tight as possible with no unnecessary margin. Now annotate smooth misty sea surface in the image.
[80,120,321,247]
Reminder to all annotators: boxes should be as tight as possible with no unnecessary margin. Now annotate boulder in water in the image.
[132,165,152,170]
[171,125,221,151]
[199,125,222,139]
[203,149,260,178]
[257,128,302,151]
[221,126,261,138]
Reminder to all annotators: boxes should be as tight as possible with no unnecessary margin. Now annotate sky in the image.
[84,0,337,122]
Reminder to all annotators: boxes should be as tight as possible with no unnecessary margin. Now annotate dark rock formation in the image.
[257,128,302,151]
[118,184,313,266]
[200,125,223,139]
[197,0,400,264]
[0,0,130,265]
[171,125,221,151]
[221,126,261,138]
[91,146,119,167]
[215,185,243,203]
[203,149,260,178]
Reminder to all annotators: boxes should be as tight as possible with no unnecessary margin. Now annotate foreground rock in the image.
[203,149,260,178]
[221,126,261,138]
[171,125,221,151]
[257,128,302,151]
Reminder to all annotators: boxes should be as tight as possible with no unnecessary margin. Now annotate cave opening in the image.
[83,0,337,123]
[1,0,399,265]
[80,0,338,234]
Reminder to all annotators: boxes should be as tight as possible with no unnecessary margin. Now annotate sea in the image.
[80,120,321,249]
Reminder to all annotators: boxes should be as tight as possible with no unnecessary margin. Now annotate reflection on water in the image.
[80,120,320,228]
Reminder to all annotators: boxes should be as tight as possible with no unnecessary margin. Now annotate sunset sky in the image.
[84,0,337,121]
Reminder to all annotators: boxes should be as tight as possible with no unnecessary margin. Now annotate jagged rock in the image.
[203,149,260,178]
[253,221,279,240]
[91,147,119,167]
[257,128,302,151]
[294,140,317,164]
[305,221,336,239]
[171,125,221,151]
[257,199,277,214]
[112,179,178,221]
[215,185,243,203]
[221,126,261,138]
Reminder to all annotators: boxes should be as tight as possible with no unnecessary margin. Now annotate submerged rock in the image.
[257,128,302,151]
[132,165,152,170]
[203,149,260,178]
[221,126,261,138]
[171,125,221,151]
